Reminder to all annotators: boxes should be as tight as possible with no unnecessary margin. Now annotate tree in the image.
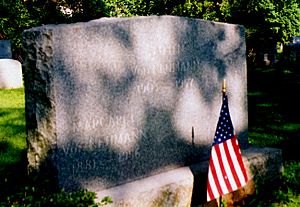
[0,0,37,56]
[25,0,108,24]
[103,0,230,22]
[103,0,300,43]
[229,0,300,43]
[55,0,108,22]
[1,0,299,59]
[0,0,108,55]
[226,0,300,66]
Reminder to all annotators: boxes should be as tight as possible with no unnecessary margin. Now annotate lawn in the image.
[0,65,299,206]
[247,66,300,206]
[0,88,26,166]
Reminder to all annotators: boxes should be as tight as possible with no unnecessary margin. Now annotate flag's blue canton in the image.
[213,95,234,145]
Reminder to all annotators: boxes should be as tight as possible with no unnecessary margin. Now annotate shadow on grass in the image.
[0,104,28,200]
[246,65,300,205]
[248,66,300,161]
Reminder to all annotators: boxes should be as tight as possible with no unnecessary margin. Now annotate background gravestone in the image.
[0,59,23,89]
[23,15,248,192]
[0,40,12,59]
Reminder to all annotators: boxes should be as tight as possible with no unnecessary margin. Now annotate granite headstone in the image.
[0,40,12,59]
[22,16,248,192]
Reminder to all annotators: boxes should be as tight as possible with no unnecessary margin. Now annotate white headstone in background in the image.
[0,59,23,89]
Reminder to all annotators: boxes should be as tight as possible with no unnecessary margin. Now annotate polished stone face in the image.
[23,15,248,191]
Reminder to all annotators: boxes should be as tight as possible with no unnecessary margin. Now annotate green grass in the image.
[0,88,26,166]
[247,65,300,206]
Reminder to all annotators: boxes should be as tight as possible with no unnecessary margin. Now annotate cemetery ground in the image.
[0,65,299,206]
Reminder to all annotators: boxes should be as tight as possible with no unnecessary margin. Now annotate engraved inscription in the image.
[73,117,104,133]
[71,148,141,176]
[72,115,135,133]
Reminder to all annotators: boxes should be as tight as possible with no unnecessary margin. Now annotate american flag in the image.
[207,93,248,202]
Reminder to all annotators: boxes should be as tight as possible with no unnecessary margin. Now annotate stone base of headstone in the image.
[96,167,194,207]
[0,59,23,89]
[96,146,282,207]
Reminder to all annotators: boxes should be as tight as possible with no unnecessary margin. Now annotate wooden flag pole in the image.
[218,196,222,207]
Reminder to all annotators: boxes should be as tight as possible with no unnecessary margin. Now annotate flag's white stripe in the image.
[227,139,247,185]
[208,166,219,200]
[211,147,229,194]
[233,139,247,186]
[219,142,237,190]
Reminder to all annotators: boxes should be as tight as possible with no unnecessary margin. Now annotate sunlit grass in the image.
[0,88,25,108]
[281,123,300,131]
[0,88,26,166]
[283,70,294,74]
[248,131,286,146]
[256,103,275,107]
[248,91,265,97]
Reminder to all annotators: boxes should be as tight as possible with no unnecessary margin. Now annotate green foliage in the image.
[0,0,37,54]
[24,0,108,24]
[103,0,148,17]
[0,88,26,165]
[170,0,203,18]
[98,196,113,206]
[0,0,108,54]
[102,0,300,43]
[245,161,300,206]
[51,0,108,22]
[257,0,300,43]
[103,0,229,21]
[229,0,300,43]
[283,161,300,193]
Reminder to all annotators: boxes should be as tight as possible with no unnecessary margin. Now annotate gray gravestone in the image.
[0,40,12,59]
[23,16,248,192]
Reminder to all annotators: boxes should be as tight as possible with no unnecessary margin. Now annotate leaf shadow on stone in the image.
[23,17,248,200]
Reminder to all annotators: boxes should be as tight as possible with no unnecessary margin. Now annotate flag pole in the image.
[218,79,226,207]
[217,196,221,207]
[222,79,226,95]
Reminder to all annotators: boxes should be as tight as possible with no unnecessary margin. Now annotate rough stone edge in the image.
[96,167,194,207]
[22,27,57,175]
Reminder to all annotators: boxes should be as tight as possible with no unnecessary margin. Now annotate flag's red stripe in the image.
[223,138,242,187]
[214,144,233,193]
[232,136,248,184]
[207,180,214,201]
[209,152,224,196]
